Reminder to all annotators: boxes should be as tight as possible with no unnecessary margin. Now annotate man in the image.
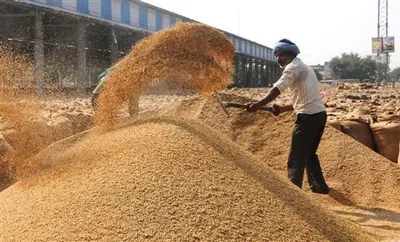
[246,39,329,194]
[91,64,118,107]
[91,64,139,116]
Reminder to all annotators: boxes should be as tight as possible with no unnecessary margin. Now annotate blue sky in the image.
[143,0,400,70]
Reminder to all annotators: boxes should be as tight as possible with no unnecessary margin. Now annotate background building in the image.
[0,0,281,92]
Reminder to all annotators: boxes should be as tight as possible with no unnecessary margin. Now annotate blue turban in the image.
[273,42,300,56]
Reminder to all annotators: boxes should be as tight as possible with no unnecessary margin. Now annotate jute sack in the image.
[398,141,400,164]
[370,122,400,163]
[340,120,375,150]
[327,120,341,131]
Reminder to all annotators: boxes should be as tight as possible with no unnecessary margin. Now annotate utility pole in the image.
[377,0,390,86]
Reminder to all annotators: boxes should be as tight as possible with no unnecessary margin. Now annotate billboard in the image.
[372,37,395,53]
[372,38,382,53]
[382,36,395,52]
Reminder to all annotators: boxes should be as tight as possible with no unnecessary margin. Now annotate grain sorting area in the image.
[0,23,399,241]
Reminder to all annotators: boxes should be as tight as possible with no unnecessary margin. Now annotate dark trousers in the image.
[288,111,329,193]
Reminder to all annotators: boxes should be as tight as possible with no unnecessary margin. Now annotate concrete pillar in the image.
[34,11,44,95]
[233,55,239,84]
[110,28,119,64]
[260,62,264,86]
[267,65,272,86]
[241,57,246,87]
[76,22,87,92]
[260,63,264,86]
[258,61,262,86]
[262,63,267,86]
[254,60,259,87]
[241,57,246,86]
[272,66,276,84]
[247,58,253,87]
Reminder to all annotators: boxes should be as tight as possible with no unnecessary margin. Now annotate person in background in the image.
[91,64,139,116]
[246,39,329,194]
[91,64,118,107]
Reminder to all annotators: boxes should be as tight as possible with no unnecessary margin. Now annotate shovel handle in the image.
[222,102,280,116]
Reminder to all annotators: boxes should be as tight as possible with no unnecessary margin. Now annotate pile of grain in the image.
[0,117,376,241]
[95,22,235,126]
[164,93,400,209]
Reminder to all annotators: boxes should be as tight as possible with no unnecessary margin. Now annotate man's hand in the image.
[272,104,283,114]
[272,103,294,114]
[245,87,281,113]
[245,103,260,112]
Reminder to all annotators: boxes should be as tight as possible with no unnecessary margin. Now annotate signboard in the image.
[372,38,382,53]
[382,36,395,52]
[372,37,395,53]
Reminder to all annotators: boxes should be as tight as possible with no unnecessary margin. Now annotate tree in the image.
[313,69,323,81]
[359,58,377,81]
[329,53,376,81]
[390,67,400,81]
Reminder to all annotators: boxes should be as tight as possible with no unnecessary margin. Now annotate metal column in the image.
[76,22,87,92]
[34,11,44,95]
[376,0,393,86]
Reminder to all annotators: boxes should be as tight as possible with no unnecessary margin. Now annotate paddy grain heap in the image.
[0,117,377,241]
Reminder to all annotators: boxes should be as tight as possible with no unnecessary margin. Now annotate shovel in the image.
[222,102,280,116]
[214,92,280,117]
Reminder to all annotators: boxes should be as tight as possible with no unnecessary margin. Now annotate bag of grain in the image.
[370,122,400,163]
[398,141,400,164]
[340,120,375,150]
[327,120,341,131]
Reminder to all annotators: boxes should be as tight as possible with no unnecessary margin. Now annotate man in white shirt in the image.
[246,39,329,194]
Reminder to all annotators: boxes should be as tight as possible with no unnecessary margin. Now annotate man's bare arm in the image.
[246,87,281,112]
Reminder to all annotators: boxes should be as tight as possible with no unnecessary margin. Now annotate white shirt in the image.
[273,58,326,114]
